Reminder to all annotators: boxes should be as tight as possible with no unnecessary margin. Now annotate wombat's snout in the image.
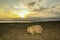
[27,25,43,35]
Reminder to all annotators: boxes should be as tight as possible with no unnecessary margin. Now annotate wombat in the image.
[27,25,43,35]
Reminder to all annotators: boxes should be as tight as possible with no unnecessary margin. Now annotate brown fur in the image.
[27,25,43,35]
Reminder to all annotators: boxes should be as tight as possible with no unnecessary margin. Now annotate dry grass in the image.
[0,22,60,40]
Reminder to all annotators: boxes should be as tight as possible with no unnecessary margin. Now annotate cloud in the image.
[26,0,47,10]
[39,2,60,18]
[20,0,60,18]
[27,2,60,18]
[26,0,60,11]
[28,1,35,6]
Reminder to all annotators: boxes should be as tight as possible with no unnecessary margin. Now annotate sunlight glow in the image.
[0,3,32,18]
[18,10,31,18]
[13,3,31,18]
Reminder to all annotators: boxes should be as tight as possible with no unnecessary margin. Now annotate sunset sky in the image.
[0,0,60,18]
[0,0,60,8]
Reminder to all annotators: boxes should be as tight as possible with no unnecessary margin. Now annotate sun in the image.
[13,3,32,18]
[18,10,31,18]
[11,10,31,18]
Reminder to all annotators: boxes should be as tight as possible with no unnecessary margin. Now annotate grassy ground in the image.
[0,22,60,40]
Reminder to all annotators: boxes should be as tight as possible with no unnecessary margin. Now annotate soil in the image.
[0,21,60,40]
